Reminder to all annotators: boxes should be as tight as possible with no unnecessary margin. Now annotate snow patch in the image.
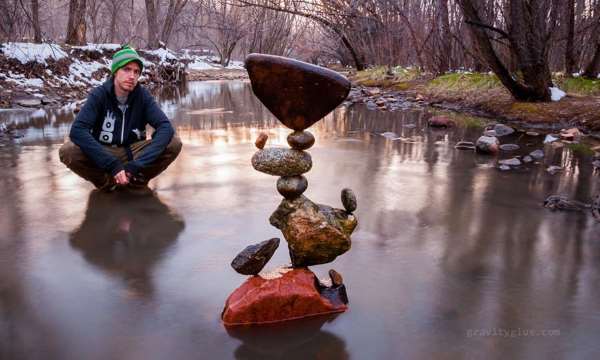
[5,77,44,87]
[69,60,108,85]
[24,78,44,87]
[188,60,217,70]
[550,87,566,101]
[144,48,178,63]
[71,43,121,51]
[30,108,46,118]
[1,42,67,65]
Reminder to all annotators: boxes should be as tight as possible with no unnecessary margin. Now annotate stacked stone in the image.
[222,54,357,326]
[250,130,314,199]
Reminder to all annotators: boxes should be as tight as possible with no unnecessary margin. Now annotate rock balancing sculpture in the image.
[221,54,358,326]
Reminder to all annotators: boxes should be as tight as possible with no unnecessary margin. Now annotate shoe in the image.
[126,172,147,186]
[98,176,118,192]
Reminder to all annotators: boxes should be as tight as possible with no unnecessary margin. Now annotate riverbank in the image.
[347,67,600,135]
[0,42,244,110]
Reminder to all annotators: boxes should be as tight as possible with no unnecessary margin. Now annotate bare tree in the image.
[66,0,87,45]
[236,0,366,70]
[161,0,190,46]
[457,0,558,101]
[201,0,248,66]
[30,0,42,42]
[582,2,600,78]
[104,0,124,43]
[564,0,576,76]
[144,0,160,48]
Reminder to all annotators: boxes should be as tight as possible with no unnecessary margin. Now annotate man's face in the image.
[114,62,141,94]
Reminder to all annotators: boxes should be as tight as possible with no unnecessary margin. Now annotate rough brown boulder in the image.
[270,195,357,267]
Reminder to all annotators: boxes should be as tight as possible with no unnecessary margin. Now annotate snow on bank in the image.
[188,59,218,70]
[1,42,68,65]
[550,87,566,101]
[1,42,246,107]
[144,48,179,63]
[71,43,121,51]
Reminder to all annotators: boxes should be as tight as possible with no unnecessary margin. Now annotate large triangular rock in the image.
[245,54,351,131]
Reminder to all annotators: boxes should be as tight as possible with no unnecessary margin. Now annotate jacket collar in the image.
[102,77,140,105]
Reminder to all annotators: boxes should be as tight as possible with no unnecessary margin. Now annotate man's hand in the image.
[114,170,129,185]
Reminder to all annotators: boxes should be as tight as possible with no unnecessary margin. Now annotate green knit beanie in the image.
[111,45,144,74]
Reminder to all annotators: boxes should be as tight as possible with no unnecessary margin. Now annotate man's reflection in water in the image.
[228,316,349,359]
[70,190,185,297]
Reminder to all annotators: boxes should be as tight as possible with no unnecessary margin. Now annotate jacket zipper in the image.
[120,106,127,144]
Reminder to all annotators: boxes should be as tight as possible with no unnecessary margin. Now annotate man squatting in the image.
[59,46,181,191]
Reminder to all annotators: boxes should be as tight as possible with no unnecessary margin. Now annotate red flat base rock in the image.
[222,268,347,326]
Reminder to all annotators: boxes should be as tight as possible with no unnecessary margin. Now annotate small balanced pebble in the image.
[329,269,344,287]
[255,132,268,149]
[341,188,357,212]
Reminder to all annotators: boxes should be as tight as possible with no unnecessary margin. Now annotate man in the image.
[59,45,181,191]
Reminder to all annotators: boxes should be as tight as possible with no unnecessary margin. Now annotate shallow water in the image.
[1,81,600,360]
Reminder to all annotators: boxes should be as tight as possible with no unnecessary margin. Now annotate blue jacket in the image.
[69,78,174,176]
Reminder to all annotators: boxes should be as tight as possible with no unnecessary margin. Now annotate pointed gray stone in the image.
[231,238,280,275]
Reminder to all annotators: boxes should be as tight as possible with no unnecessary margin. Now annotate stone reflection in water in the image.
[228,316,348,359]
[69,191,185,296]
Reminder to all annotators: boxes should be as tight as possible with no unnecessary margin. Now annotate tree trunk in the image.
[31,0,41,42]
[582,4,600,78]
[437,0,451,73]
[565,0,576,77]
[582,43,600,78]
[145,0,159,49]
[109,10,117,43]
[458,0,551,102]
[507,0,552,100]
[65,0,87,45]
[160,0,188,46]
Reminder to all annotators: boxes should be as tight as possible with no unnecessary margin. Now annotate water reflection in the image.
[70,191,185,297]
[228,316,348,359]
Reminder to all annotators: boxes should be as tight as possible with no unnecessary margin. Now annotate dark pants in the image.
[59,136,182,189]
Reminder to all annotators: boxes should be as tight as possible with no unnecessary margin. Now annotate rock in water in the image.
[427,115,455,128]
[270,195,356,267]
[221,268,348,326]
[287,131,315,150]
[544,195,590,212]
[255,132,268,149]
[231,238,280,275]
[252,148,312,176]
[500,144,520,151]
[341,188,357,212]
[245,54,351,131]
[530,150,545,160]
[455,141,475,150]
[499,158,521,166]
[476,136,500,154]
[492,124,515,137]
[277,176,308,199]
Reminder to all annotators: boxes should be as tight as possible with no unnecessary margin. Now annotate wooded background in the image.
[2,0,600,101]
